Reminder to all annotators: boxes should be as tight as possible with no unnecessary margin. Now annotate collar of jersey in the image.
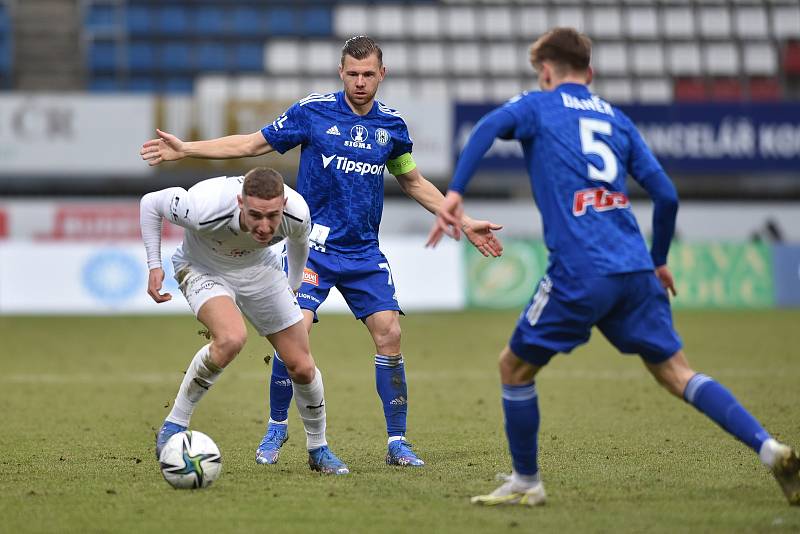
[555,82,591,96]
[336,91,377,118]
[228,204,242,236]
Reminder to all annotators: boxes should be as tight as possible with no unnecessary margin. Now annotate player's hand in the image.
[462,217,504,257]
[140,129,186,166]
[147,267,172,303]
[655,265,677,297]
[426,191,464,248]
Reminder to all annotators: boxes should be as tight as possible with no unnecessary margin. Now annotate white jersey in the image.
[140,176,311,290]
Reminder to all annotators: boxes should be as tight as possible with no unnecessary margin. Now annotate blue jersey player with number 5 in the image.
[141,36,503,471]
[428,27,799,507]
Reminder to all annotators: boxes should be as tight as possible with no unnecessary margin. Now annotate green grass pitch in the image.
[1,310,799,533]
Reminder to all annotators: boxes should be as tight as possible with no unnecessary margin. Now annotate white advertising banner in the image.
[0,238,464,315]
[386,98,452,177]
[0,95,154,176]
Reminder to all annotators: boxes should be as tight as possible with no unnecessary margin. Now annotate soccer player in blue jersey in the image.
[141,36,503,468]
[428,27,800,506]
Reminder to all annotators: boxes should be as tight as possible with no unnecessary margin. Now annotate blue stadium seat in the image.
[0,5,9,33]
[165,76,194,93]
[161,42,193,72]
[0,38,9,74]
[128,41,156,73]
[89,40,117,72]
[232,7,264,37]
[234,43,263,71]
[267,7,297,36]
[89,76,122,92]
[302,7,332,36]
[128,76,159,92]
[196,42,228,71]
[85,4,117,31]
[195,7,227,35]
[126,5,152,36]
[158,6,190,36]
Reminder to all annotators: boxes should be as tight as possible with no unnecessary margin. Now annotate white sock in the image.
[268,418,288,426]
[759,438,789,468]
[292,367,327,450]
[511,470,541,489]
[166,344,222,427]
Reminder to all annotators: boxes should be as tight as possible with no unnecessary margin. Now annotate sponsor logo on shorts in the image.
[298,292,321,304]
[303,268,319,286]
[193,279,223,295]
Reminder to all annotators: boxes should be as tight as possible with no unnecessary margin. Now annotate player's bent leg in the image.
[364,311,425,467]
[646,350,799,504]
[158,296,244,458]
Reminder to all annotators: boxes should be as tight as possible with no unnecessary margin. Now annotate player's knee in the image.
[285,357,315,384]
[213,331,247,363]
[498,346,538,385]
[374,323,401,354]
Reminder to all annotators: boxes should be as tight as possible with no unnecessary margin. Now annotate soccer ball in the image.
[158,430,222,489]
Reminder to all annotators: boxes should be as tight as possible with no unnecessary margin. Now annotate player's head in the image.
[237,167,287,244]
[529,27,593,91]
[339,35,385,109]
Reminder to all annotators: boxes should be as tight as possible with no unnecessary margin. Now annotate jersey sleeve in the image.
[140,187,195,269]
[500,93,539,140]
[388,119,414,161]
[260,101,309,154]
[284,201,311,291]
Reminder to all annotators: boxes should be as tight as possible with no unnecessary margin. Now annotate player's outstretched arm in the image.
[461,215,504,257]
[140,129,274,166]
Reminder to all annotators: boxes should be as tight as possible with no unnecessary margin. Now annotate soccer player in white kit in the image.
[140,167,349,474]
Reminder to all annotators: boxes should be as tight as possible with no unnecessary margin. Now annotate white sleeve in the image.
[285,217,310,292]
[139,187,192,270]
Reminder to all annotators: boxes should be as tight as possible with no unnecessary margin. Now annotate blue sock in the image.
[375,354,407,438]
[502,383,540,476]
[269,352,293,423]
[684,373,771,453]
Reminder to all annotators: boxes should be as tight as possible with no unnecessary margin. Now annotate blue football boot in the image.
[386,438,425,467]
[255,422,288,465]
[155,421,187,459]
[308,445,350,475]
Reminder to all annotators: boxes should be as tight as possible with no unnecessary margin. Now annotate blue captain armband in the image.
[386,153,417,175]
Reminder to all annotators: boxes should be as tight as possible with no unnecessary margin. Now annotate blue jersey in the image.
[261,91,413,256]
[498,83,664,277]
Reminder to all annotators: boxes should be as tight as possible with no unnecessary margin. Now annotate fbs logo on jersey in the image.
[302,268,319,286]
[321,154,386,176]
[572,187,630,216]
[326,125,340,136]
[345,124,372,149]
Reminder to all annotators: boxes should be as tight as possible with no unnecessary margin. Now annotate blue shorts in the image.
[509,270,682,366]
[296,248,403,322]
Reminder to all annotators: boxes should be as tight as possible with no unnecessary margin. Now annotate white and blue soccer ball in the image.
[158,430,222,489]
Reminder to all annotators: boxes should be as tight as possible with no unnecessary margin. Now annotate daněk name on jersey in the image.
[561,92,614,117]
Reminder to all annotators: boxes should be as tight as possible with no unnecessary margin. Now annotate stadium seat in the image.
[333,4,369,38]
[165,76,194,94]
[410,5,440,38]
[517,7,550,38]
[734,6,768,39]
[554,7,585,32]
[594,42,628,76]
[381,43,409,75]
[0,5,7,33]
[453,78,487,102]
[302,7,332,36]
[0,37,10,74]
[636,78,672,103]
[709,78,744,101]
[674,77,708,102]
[266,7,297,36]
[664,7,695,38]
[306,41,339,74]
[233,43,263,72]
[271,78,302,100]
[231,7,264,37]
[625,7,658,39]
[161,42,193,72]
[374,5,404,37]
[783,41,800,76]
[704,43,739,76]
[158,6,190,36]
[232,75,266,99]
[128,76,159,92]
[452,43,482,75]
[419,79,448,99]
[487,43,520,76]
[489,79,523,102]
[481,6,513,38]
[126,5,152,36]
[668,43,702,76]
[632,44,664,76]
[699,7,732,38]
[196,42,228,72]
[588,7,623,39]
[89,76,121,92]
[748,77,782,101]
[85,4,117,32]
[772,6,800,40]
[380,78,414,102]
[413,43,445,75]
[89,40,117,72]
[444,7,477,38]
[597,78,633,104]
[743,43,777,76]
[128,41,156,73]
[194,7,227,36]
[265,40,302,74]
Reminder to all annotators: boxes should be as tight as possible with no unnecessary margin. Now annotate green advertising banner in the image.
[465,240,775,310]
[465,239,549,309]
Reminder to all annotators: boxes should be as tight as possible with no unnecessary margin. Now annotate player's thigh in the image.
[296,249,337,321]
[175,264,237,319]
[509,273,603,367]
[196,295,248,346]
[234,267,304,337]
[597,271,683,364]
[338,252,403,320]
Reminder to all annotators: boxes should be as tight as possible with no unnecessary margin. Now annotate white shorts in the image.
[173,260,302,336]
